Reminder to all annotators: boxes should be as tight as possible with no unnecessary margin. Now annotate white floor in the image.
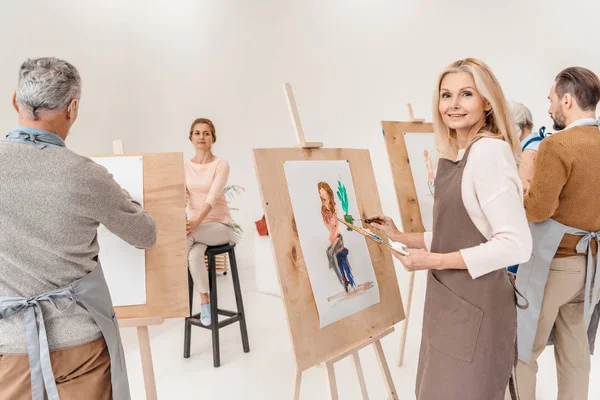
[120,271,600,399]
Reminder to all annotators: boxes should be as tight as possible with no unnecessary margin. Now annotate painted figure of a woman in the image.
[424,149,435,196]
[318,181,356,293]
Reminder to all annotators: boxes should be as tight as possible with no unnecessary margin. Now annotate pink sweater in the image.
[185,158,232,224]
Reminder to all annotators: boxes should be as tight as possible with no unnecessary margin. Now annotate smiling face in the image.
[189,123,215,151]
[438,71,489,134]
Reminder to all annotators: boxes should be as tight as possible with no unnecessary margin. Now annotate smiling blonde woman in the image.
[370,58,532,400]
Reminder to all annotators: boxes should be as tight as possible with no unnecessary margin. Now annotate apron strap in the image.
[5,130,66,149]
[576,232,600,324]
[0,289,75,400]
[509,272,529,310]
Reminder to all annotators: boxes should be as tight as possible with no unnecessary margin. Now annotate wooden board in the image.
[91,152,189,320]
[381,121,434,234]
[253,147,404,371]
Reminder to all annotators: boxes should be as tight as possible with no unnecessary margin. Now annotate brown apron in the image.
[415,139,520,400]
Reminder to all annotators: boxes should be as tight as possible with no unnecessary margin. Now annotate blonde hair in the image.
[432,58,520,160]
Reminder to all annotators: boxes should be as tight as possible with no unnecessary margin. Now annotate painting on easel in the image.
[403,132,437,231]
[283,160,380,328]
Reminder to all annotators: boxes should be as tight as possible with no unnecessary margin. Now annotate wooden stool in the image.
[183,243,250,367]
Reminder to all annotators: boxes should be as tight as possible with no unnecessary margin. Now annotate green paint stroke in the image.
[336,178,353,230]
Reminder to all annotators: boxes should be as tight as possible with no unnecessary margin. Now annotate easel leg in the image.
[325,361,339,400]
[398,271,415,367]
[293,369,302,400]
[374,340,398,400]
[351,351,369,400]
[137,326,158,400]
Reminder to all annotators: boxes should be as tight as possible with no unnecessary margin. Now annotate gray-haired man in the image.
[0,57,157,400]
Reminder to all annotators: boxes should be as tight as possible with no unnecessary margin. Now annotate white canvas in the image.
[91,156,147,306]
[403,132,437,231]
[283,160,380,328]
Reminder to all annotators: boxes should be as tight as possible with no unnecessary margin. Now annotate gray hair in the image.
[16,57,81,121]
[508,100,534,137]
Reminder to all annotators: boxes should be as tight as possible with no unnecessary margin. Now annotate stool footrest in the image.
[186,312,242,330]
[189,308,238,320]
[218,309,237,317]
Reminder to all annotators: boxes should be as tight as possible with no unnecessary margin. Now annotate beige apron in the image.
[416,139,523,400]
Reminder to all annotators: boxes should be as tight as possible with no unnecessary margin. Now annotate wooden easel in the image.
[112,139,164,400]
[398,104,423,368]
[283,83,323,149]
[381,109,433,368]
[118,317,163,400]
[283,84,399,400]
[406,103,425,123]
[294,328,396,400]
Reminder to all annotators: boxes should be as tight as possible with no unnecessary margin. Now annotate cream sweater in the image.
[424,138,532,279]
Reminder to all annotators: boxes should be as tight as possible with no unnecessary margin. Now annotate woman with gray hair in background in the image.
[0,57,157,399]
[508,100,550,195]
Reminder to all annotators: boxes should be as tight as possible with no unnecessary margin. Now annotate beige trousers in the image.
[187,222,233,294]
[516,256,592,400]
[0,338,111,400]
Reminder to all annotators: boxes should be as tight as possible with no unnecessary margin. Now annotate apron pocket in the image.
[426,273,483,362]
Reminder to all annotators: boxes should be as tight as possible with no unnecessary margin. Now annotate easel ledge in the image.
[282,84,400,400]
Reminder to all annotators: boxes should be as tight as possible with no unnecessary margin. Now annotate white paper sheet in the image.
[91,156,147,306]
[404,132,437,231]
[284,160,380,328]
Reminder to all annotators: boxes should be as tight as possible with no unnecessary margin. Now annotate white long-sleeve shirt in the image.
[423,138,532,279]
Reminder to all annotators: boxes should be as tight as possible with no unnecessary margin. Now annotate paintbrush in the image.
[355,217,384,225]
[336,217,409,255]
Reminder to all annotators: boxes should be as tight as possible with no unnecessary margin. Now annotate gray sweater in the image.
[0,140,157,354]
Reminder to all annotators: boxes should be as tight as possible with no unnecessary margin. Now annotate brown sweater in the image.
[525,125,600,257]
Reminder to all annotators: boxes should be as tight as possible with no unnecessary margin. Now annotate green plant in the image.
[225,185,245,243]
[336,178,353,230]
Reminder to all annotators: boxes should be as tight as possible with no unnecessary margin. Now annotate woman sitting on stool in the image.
[185,118,233,326]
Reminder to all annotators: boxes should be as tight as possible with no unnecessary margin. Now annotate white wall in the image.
[1,0,599,283]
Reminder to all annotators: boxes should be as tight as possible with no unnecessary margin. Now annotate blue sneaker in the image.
[200,304,212,326]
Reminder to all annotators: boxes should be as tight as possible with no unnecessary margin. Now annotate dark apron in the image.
[415,138,522,400]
